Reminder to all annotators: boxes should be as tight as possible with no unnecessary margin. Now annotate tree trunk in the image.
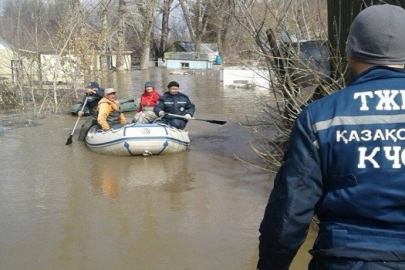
[137,1,158,70]
[100,0,109,71]
[140,45,151,70]
[216,30,222,54]
[159,0,173,57]
[116,0,127,71]
[178,0,211,53]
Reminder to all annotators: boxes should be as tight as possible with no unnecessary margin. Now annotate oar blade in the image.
[65,135,73,145]
[205,119,227,125]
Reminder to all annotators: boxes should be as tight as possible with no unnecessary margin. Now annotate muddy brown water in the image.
[0,67,315,269]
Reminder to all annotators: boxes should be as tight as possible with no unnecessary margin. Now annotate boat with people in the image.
[85,123,190,156]
[70,97,140,115]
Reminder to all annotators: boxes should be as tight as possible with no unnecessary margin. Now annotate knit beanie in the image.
[167,81,180,88]
[88,81,99,89]
[346,4,405,65]
[144,81,153,88]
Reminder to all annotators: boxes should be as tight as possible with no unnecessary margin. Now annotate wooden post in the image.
[327,0,405,84]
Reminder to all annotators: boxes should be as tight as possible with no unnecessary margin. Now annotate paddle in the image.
[65,96,89,145]
[166,113,227,125]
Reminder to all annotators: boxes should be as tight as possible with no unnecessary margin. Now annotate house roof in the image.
[167,41,217,53]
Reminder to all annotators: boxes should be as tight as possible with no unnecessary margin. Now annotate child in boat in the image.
[132,81,161,124]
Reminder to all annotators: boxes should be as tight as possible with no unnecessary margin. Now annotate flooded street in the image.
[0,67,313,269]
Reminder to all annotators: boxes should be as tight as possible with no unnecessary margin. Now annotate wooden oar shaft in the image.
[166,113,226,125]
[65,96,89,145]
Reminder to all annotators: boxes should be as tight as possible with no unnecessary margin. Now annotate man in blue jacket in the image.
[154,81,196,129]
[258,4,405,270]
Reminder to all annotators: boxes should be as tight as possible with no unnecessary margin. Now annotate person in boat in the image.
[97,88,127,131]
[77,81,105,141]
[132,81,162,124]
[154,81,196,130]
[257,4,405,270]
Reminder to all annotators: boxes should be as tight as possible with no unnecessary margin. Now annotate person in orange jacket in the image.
[97,88,127,130]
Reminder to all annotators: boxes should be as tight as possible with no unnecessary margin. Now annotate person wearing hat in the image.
[97,88,127,131]
[258,4,405,270]
[77,81,105,141]
[132,81,162,123]
[153,81,196,130]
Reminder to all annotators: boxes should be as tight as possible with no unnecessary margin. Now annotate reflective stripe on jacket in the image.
[153,91,196,117]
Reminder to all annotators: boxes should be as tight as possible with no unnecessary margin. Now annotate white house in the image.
[221,66,271,89]
[162,41,218,69]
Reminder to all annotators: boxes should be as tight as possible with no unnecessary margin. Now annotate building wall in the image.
[0,48,133,85]
[40,54,79,82]
[221,67,270,89]
[0,48,14,80]
[38,53,132,82]
[93,53,132,71]
[111,54,132,70]
[166,59,213,69]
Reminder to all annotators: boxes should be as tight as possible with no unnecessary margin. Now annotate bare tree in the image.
[127,0,160,69]
[0,0,106,114]
[100,0,110,70]
[208,0,234,54]
[116,0,127,71]
[227,0,334,170]
[178,0,212,52]
[159,0,174,55]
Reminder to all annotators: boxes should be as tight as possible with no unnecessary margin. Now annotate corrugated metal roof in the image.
[170,41,216,53]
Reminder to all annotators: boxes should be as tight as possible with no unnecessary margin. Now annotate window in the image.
[181,62,190,69]
[234,80,249,84]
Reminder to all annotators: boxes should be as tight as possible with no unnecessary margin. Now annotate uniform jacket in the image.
[153,91,196,118]
[137,90,161,112]
[82,87,104,115]
[258,67,405,270]
[97,97,127,130]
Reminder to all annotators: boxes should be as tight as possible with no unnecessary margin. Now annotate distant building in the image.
[0,39,18,83]
[0,41,132,84]
[161,41,218,69]
[221,66,271,90]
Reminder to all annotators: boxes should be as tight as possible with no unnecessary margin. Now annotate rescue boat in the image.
[85,123,190,156]
[70,97,140,115]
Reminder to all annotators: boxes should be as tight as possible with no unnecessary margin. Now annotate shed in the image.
[162,41,218,69]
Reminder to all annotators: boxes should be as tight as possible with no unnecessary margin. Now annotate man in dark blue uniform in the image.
[258,4,405,270]
[154,81,196,129]
[78,81,104,141]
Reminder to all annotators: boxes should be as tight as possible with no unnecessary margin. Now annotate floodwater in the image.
[0,67,314,270]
